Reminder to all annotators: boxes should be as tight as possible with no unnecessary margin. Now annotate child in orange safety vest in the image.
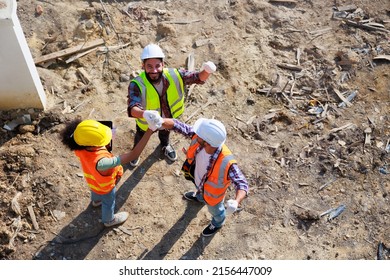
[61,119,153,227]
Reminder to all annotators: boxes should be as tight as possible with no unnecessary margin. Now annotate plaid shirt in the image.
[173,119,249,194]
[127,68,205,118]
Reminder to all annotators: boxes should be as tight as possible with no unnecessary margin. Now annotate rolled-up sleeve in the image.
[173,119,196,138]
[228,164,249,194]
[179,69,206,85]
[127,81,143,117]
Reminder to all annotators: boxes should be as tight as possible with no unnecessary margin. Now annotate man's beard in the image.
[146,72,163,84]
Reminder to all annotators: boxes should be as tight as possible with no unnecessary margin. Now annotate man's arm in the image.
[127,81,144,118]
[161,118,195,138]
[130,106,144,119]
[228,164,249,204]
[96,129,153,170]
[199,70,212,81]
[234,189,247,205]
[119,129,153,164]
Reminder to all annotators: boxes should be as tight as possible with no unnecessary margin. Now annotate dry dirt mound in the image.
[0,0,389,260]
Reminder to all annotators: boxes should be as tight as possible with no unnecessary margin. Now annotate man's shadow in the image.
[33,146,160,260]
[141,202,214,260]
[180,235,214,260]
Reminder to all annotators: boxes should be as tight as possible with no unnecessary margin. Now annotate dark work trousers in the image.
[134,125,170,148]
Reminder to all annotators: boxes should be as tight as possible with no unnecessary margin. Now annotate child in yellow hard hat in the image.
[61,119,153,227]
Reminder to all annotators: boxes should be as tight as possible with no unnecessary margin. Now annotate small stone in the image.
[35,5,43,16]
[19,125,35,134]
[119,74,130,82]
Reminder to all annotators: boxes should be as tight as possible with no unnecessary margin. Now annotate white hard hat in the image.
[141,44,165,60]
[193,118,226,148]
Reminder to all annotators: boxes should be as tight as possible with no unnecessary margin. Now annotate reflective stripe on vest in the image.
[186,135,237,206]
[186,136,199,164]
[75,149,123,195]
[132,68,185,131]
[203,149,236,206]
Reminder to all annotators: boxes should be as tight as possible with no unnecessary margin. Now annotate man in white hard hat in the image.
[127,43,217,166]
[160,117,249,237]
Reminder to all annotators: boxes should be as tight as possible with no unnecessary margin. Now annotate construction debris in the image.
[34,38,105,65]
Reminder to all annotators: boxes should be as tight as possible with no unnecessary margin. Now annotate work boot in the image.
[129,157,140,167]
[183,191,203,203]
[91,200,102,207]
[202,223,222,237]
[162,144,177,161]
[104,212,129,227]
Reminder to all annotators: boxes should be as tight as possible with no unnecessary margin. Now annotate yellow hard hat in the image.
[74,120,112,147]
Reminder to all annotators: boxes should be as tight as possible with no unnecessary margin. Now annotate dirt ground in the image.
[0,0,389,260]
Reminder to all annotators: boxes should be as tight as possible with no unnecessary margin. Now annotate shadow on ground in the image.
[34,147,161,260]
[141,202,214,260]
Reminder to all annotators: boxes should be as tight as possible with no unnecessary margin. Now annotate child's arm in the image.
[119,129,153,164]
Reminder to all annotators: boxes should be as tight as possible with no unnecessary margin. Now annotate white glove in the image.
[226,199,238,215]
[142,110,163,131]
[202,61,217,74]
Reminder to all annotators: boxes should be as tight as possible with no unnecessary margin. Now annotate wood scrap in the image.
[187,52,195,71]
[366,22,385,28]
[34,38,105,65]
[184,98,214,122]
[344,19,390,33]
[329,123,354,133]
[76,67,92,85]
[293,203,311,211]
[96,43,131,54]
[296,48,301,65]
[49,209,58,222]
[318,178,337,192]
[65,47,97,64]
[246,115,257,125]
[11,192,22,216]
[333,88,352,107]
[100,0,119,37]
[277,63,303,71]
[367,116,376,128]
[162,19,202,24]
[269,0,297,4]
[186,52,196,98]
[364,127,372,146]
[373,55,390,62]
[9,217,22,249]
[318,123,354,141]
[309,27,332,36]
[338,91,357,108]
[27,205,39,231]
[336,4,357,12]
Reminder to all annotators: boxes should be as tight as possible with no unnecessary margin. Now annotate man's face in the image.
[143,58,164,82]
[197,137,207,147]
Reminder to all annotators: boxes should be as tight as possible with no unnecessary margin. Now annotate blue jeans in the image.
[91,187,116,224]
[195,192,226,228]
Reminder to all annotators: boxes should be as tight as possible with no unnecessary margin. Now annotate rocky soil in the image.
[0,0,389,260]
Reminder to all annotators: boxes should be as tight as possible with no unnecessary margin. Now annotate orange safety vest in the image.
[75,149,123,195]
[186,135,237,206]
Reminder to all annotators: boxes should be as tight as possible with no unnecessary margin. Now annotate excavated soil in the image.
[0,0,389,260]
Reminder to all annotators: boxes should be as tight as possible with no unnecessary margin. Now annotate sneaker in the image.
[92,200,102,207]
[129,157,140,167]
[162,144,177,161]
[202,223,222,237]
[183,191,202,203]
[104,212,129,227]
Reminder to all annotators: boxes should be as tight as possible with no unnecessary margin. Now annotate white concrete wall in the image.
[0,0,46,110]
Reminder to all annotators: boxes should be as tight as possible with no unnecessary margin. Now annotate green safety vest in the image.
[132,68,185,131]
